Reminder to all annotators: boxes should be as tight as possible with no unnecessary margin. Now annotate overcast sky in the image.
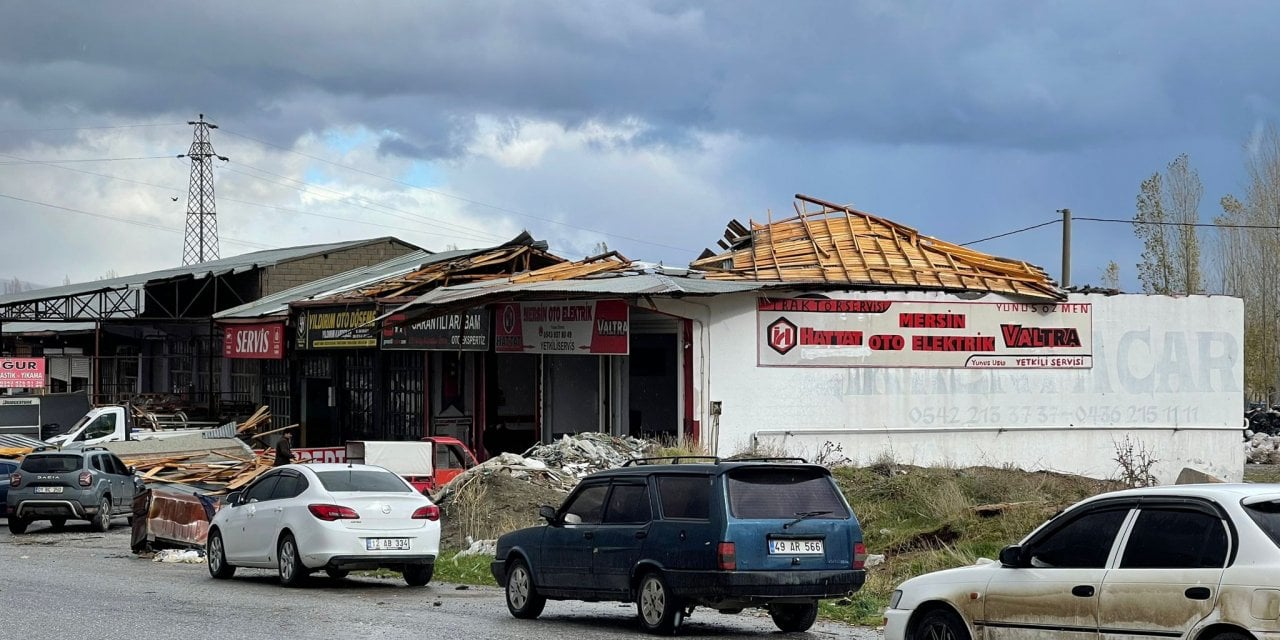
[0,1,1276,290]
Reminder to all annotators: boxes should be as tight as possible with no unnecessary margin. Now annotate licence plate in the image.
[365,538,410,551]
[769,539,824,555]
[34,486,63,494]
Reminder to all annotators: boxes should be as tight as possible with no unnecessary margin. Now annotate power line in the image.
[220,128,698,253]
[961,219,1060,246]
[0,191,269,249]
[0,151,502,242]
[1077,216,1280,230]
[221,162,509,244]
[0,122,187,134]
[0,155,174,165]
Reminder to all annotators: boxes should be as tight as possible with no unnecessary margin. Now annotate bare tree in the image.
[1215,126,1280,399]
[1101,261,1121,289]
[1134,154,1204,295]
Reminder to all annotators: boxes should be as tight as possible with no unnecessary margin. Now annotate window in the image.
[271,473,308,500]
[436,446,468,470]
[658,476,711,520]
[562,484,608,525]
[604,484,652,524]
[244,474,281,503]
[727,469,849,519]
[20,455,82,473]
[1027,508,1129,569]
[82,413,118,440]
[1120,509,1228,569]
[314,470,411,493]
[108,455,129,476]
[1246,499,1280,550]
[90,455,106,472]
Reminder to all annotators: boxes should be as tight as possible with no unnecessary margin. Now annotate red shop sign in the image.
[223,323,285,360]
[0,357,45,388]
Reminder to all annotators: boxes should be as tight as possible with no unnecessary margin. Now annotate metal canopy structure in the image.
[0,237,407,322]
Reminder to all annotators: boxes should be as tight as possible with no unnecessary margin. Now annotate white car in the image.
[886,484,1280,640]
[205,463,441,587]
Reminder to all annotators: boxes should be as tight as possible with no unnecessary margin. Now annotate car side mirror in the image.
[128,466,136,475]
[538,505,558,525]
[226,491,243,507]
[999,545,1026,567]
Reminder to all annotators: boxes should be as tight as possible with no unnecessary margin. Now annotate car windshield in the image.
[20,455,83,473]
[314,469,411,493]
[1244,499,1280,548]
[726,467,850,519]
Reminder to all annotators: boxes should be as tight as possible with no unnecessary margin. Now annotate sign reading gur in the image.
[757,297,1092,369]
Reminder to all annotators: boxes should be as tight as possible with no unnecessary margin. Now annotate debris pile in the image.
[1247,409,1280,436]
[455,537,498,558]
[125,448,277,493]
[432,433,654,549]
[1245,431,1280,464]
[152,549,205,564]
[521,432,652,478]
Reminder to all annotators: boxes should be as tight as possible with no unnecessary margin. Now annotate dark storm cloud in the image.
[4,1,1280,156]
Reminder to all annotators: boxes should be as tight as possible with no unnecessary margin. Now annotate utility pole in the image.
[180,114,229,265]
[1058,208,1072,288]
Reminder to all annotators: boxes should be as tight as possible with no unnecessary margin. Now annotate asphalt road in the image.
[1,518,881,640]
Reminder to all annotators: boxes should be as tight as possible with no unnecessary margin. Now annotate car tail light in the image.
[9,472,19,487]
[717,542,736,571]
[412,505,441,521]
[853,542,867,569]
[79,471,92,487]
[308,504,360,521]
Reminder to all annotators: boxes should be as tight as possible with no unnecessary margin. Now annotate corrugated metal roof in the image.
[2,322,96,335]
[0,237,411,307]
[383,269,765,318]
[213,249,453,319]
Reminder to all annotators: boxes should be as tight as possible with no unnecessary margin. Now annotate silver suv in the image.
[6,446,143,534]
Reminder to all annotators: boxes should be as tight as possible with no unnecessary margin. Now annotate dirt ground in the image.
[438,473,568,550]
[1245,464,1280,483]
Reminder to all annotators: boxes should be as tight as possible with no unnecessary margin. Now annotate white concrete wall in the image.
[649,291,1245,483]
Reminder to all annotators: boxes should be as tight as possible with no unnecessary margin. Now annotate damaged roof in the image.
[689,194,1064,301]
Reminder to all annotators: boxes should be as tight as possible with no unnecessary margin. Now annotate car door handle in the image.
[634,531,648,539]
[583,532,594,540]
[1185,587,1212,600]
[1071,585,1095,598]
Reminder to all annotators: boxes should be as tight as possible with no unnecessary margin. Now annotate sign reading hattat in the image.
[757,297,1093,369]
[381,308,490,351]
[494,299,629,355]
[297,305,379,349]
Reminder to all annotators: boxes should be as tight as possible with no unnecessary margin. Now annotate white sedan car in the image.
[886,484,1280,640]
[206,463,441,587]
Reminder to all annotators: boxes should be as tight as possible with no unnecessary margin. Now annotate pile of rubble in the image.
[1247,409,1280,436]
[433,433,655,549]
[522,432,652,478]
[1245,431,1280,464]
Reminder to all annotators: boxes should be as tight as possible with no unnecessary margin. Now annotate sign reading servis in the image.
[757,297,1092,369]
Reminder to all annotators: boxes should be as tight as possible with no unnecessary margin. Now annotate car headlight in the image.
[888,589,903,610]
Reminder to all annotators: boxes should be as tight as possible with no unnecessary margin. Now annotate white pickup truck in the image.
[45,405,232,448]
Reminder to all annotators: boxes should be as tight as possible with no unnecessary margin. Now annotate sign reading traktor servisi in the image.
[757,297,1093,369]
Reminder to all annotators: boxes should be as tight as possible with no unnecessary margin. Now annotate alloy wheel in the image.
[640,576,666,627]
[508,565,530,609]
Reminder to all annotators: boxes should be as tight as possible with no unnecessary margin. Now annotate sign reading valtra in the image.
[0,358,46,388]
[222,323,285,359]
[757,298,1093,369]
[495,299,630,355]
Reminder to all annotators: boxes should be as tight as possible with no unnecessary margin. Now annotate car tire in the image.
[505,558,546,619]
[207,530,236,579]
[92,497,112,532]
[404,564,433,587]
[636,571,682,635]
[50,517,67,530]
[8,516,29,534]
[325,569,350,580]
[277,533,309,587]
[770,601,819,633]
[1208,632,1252,640]
[912,608,971,640]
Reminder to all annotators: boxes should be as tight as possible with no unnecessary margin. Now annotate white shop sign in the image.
[757,298,1093,369]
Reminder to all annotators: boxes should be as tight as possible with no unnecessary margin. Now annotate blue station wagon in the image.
[491,457,867,634]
